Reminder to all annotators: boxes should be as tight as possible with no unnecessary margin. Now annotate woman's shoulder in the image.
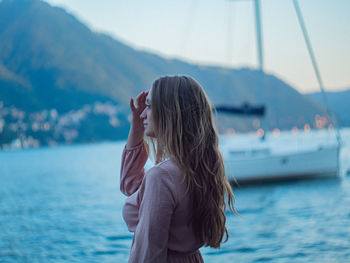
[156,159,182,176]
[146,160,183,184]
[145,160,185,204]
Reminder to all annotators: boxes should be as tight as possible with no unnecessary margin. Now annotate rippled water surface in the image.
[1,129,350,262]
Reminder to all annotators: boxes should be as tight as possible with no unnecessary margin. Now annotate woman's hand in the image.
[130,91,148,131]
[126,91,149,148]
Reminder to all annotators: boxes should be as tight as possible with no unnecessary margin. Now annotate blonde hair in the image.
[149,76,236,248]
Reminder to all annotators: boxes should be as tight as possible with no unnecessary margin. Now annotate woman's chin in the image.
[145,130,156,138]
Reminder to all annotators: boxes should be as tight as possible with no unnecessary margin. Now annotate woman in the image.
[120,76,236,262]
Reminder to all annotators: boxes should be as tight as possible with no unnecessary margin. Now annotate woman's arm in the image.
[129,166,176,263]
[120,91,149,196]
[120,142,148,196]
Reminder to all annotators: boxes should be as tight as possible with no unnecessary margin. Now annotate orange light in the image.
[304,124,311,132]
[257,128,264,138]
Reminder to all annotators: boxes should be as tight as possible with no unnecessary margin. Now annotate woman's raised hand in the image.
[126,91,148,148]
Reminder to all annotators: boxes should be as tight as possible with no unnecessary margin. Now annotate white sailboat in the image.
[220,130,340,183]
[219,0,342,183]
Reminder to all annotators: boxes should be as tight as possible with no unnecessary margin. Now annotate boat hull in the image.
[224,146,339,183]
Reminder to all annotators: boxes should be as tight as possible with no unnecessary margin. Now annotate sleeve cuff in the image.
[124,141,145,151]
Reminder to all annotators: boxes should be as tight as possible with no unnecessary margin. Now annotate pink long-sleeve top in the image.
[121,142,204,263]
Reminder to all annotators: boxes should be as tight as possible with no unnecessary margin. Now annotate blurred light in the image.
[0,119,4,133]
[257,128,264,138]
[225,128,236,135]
[43,122,51,131]
[32,122,39,132]
[50,109,58,119]
[315,115,328,129]
[109,117,120,127]
[272,128,280,136]
[304,123,311,132]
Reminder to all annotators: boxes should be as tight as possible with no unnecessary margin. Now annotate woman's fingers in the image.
[140,90,148,105]
[131,90,148,115]
[136,91,150,111]
[130,97,136,112]
[135,91,146,108]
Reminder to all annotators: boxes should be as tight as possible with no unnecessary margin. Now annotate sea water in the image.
[1,129,350,262]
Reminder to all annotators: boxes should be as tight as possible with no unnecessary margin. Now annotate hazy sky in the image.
[45,0,350,93]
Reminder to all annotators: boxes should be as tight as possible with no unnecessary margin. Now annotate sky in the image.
[44,0,350,93]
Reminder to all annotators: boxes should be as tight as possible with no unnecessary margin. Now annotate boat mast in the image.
[254,0,263,72]
[228,0,264,71]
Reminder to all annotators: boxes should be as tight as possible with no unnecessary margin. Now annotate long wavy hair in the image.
[149,75,236,248]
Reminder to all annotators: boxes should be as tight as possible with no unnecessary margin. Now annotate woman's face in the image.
[140,90,156,138]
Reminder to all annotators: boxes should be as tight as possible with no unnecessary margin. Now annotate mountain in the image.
[307,88,350,126]
[0,0,331,147]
